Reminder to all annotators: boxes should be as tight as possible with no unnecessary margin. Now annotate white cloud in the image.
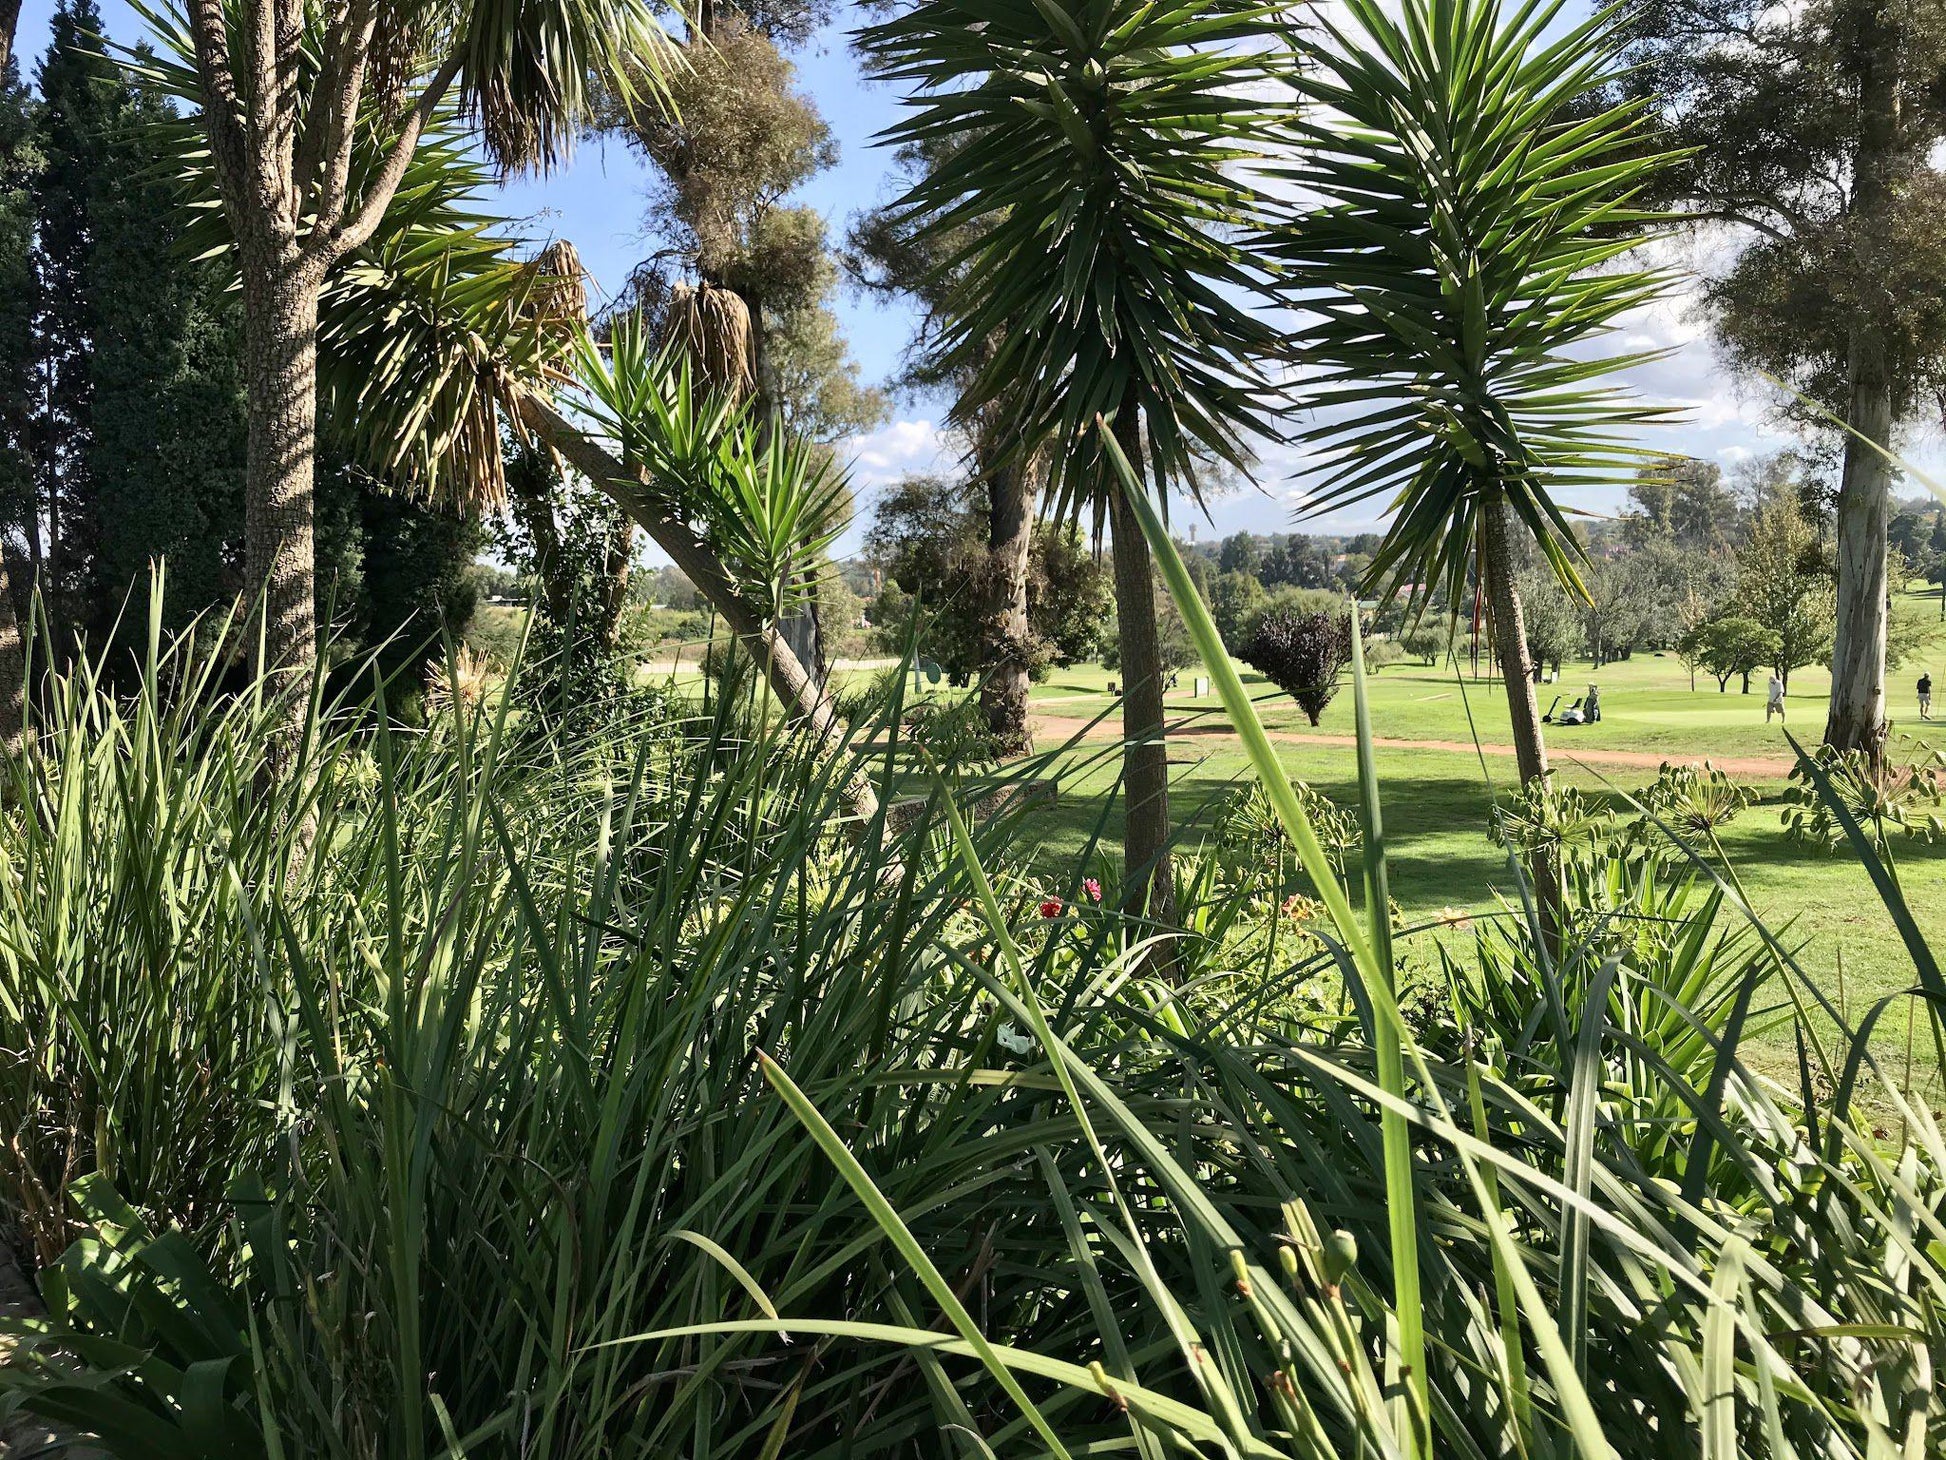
[843,418,951,486]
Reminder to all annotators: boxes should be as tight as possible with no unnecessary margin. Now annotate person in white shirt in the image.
[1765,672,1786,723]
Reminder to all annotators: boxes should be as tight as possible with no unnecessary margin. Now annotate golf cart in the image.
[1543,684,1601,726]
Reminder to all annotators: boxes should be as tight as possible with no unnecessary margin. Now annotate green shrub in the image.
[0,599,1942,1459]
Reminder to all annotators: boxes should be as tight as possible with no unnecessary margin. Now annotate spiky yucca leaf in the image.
[857,0,1286,510]
[1268,0,1681,606]
[569,316,852,614]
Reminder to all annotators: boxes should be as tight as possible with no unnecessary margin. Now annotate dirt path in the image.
[1026,711,1798,781]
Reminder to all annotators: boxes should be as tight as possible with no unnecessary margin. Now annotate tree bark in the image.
[1825,6,1900,762]
[979,452,1036,756]
[240,258,324,691]
[0,0,20,78]
[506,441,575,626]
[1107,404,1176,929]
[1825,320,1894,758]
[0,540,24,757]
[519,395,879,824]
[598,516,635,641]
[1479,498,1550,788]
[1479,494,1560,933]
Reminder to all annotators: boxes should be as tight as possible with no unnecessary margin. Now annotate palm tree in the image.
[144,56,882,816]
[858,0,1283,924]
[316,209,874,815]
[1269,0,1676,796]
[160,0,671,765]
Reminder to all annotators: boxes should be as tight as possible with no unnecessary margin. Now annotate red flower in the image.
[1039,898,1063,918]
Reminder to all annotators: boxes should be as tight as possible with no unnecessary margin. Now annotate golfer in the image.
[1921,672,1934,720]
[1766,672,1786,723]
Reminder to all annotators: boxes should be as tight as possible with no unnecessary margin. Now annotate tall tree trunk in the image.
[1107,403,1176,929]
[0,0,19,77]
[520,396,879,824]
[980,452,1036,756]
[1479,494,1560,932]
[506,440,575,626]
[1479,497,1550,787]
[1825,320,1894,758]
[0,542,24,757]
[598,516,634,642]
[239,256,323,745]
[1826,5,1900,762]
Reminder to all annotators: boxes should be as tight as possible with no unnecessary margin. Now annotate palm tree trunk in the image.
[1479,497,1550,787]
[1825,319,1894,759]
[980,453,1036,755]
[239,254,325,759]
[520,396,879,824]
[1480,494,1561,934]
[1107,403,1176,927]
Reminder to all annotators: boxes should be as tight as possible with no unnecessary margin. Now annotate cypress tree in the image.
[82,48,247,648]
[316,458,483,702]
[29,0,119,633]
[0,57,35,551]
[0,57,36,745]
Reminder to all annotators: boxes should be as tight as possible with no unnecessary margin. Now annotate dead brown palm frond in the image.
[658,280,755,404]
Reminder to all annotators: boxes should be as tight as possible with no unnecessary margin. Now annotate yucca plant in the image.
[139,23,874,817]
[1266,0,1679,797]
[571,317,852,626]
[703,433,1946,1459]
[141,0,673,712]
[858,0,1287,924]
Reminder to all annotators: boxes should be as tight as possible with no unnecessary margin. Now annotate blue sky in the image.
[16,0,1924,560]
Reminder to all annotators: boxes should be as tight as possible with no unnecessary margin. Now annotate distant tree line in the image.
[857,447,1939,702]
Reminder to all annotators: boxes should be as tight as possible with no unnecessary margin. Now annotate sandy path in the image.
[1025,710,1799,780]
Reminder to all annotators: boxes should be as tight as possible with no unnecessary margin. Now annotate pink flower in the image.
[1039,898,1063,918]
[1082,878,1102,903]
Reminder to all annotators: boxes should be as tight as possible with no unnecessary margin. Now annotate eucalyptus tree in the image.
[1625,0,1946,761]
[1269,0,1676,795]
[858,0,1283,923]
[847,133,1047,755]
[161,0,670,761]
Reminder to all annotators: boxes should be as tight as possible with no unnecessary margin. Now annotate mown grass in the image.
[1026,650,1938,762]
[623,629,1946,1070]
[1005,736,1944,1077]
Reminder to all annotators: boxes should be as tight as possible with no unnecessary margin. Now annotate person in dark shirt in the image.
[1921,673,1934,720]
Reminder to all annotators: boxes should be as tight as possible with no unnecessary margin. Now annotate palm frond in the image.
[1267,0,1683,607]
[857,0,1289,512]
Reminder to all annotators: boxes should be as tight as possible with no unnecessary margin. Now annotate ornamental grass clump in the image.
[0,548,1941,1457]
